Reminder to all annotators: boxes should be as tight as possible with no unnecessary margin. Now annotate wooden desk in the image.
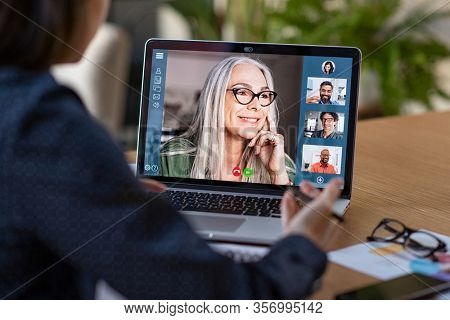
[313,111,450,298]
[128,111,450,298]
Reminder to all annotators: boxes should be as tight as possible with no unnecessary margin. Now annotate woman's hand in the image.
[281,178,343,250]
[139,178,166,193]
[248,117,289,184]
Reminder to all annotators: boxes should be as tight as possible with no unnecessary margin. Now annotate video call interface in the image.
[143,49,353,188]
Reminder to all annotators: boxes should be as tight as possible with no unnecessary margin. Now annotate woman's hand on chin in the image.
[248,130,289,184]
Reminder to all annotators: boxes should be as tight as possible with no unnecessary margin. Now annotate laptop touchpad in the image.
[184,214,245,232]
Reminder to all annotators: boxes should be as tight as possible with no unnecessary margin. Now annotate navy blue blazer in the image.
[0,68,327,299]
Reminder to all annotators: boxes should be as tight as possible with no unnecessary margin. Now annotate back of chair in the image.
[52,23,132,138]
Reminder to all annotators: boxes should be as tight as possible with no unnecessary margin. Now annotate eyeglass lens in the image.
[233,88,275,106]
[405,232,441,257]
[372,220,404,241]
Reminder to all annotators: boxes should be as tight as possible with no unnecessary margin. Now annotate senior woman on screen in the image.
[160,56,296,185]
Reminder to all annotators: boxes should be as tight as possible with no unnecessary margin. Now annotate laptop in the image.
[136,39,361,245]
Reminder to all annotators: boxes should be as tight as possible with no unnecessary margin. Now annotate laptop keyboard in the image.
[164,190,281,218]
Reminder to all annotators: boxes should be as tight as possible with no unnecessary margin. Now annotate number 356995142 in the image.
[253,301,322,314]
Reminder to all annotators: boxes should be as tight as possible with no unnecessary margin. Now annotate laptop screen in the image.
[137,40,360,195]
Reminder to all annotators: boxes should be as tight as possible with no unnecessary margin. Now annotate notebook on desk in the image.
[136,39,361,245]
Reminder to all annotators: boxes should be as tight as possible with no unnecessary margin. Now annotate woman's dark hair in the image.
[0,0,83,69]
[323,61,334,74]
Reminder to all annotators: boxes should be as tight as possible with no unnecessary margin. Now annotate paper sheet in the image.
[329,231,450,281]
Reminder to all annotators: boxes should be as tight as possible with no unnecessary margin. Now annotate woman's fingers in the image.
[139,178,167,193]
[250,132,284,157]
[299,180,321,198]
[248,128,284,159]
[257,132,279,146]
[283,178,343,248]
[304,178,343,213]
[248,130,270,153]
[281,191,300,233]
[254,132,274,155]
[266,115,277,133]
[248,131,264,147]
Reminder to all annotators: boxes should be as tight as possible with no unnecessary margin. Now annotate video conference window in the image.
[156,51,304,186]
[306,77,347,105]
[304,111,345,139]
[301,145,342,175]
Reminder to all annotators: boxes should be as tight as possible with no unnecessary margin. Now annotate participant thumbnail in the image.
[322,60,335,75]
[305,77,347,105]
[304,111,345,139]
[301,145,342,175]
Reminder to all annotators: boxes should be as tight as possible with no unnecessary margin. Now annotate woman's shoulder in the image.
[160,137,196,155]
[284,153,297,183]
[0,69,93,144]
[159,137,196,178]
[1,69,79,100]
[0,69,85,123]
[284,154,297,184]
[1,70,130,187]
[284,153,296,169]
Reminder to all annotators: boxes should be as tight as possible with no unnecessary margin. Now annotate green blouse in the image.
[160,138,196,178]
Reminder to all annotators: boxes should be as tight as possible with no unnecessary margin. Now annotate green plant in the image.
[167,0,450,116]
[166,0,222,39]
